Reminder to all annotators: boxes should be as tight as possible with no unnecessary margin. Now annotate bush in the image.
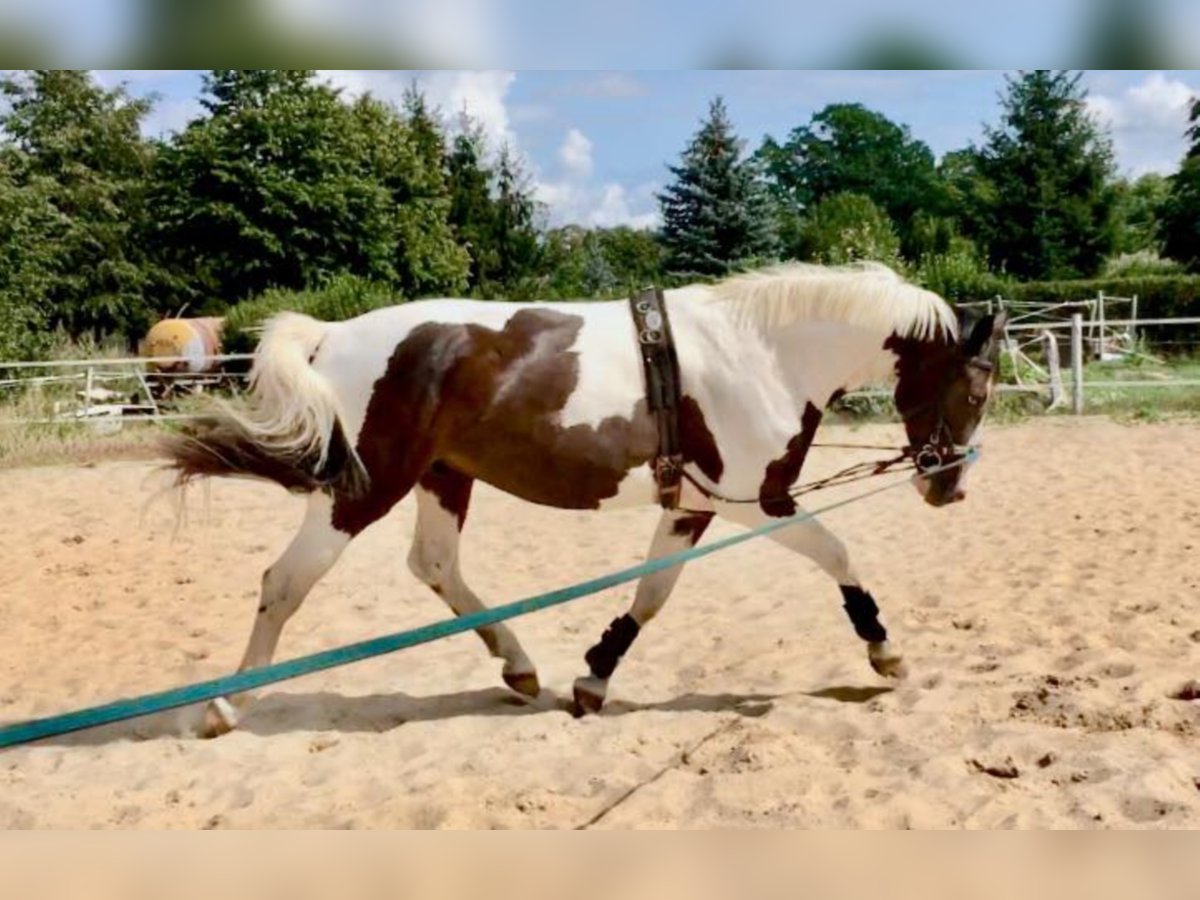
[223,274,402,352]
[916,237,1011,303]
[797,192,903,269]
[1101,251,1183,278]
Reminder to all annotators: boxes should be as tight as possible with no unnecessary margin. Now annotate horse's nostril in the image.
[951,488,966,503]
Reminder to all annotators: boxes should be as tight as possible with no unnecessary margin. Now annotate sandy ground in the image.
[1,417,1198,829]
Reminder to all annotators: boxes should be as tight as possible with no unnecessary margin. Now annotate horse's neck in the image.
[762,321,900,411]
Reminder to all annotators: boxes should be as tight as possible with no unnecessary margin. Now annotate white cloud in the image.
[320,70,518,150]
[535,179,659,229]
[1088,72,1198,175]
[559,73,649,98]
[142,97,203,137]
[558,128,594,177]
[323,71,655,228]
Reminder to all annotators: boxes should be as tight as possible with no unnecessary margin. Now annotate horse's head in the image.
[890,312,1006,507]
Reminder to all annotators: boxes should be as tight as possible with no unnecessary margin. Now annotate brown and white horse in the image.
[168,263,1004,735]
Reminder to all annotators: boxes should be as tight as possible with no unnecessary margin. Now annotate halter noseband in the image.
[906,356,994,474]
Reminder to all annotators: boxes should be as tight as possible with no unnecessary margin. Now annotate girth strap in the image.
[629,286,684,509]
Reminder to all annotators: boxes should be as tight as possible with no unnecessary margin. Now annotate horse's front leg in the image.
[573,508,714,715]
[713,503,907,679]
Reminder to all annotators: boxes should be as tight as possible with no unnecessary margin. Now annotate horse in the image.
[167,262,1005,736]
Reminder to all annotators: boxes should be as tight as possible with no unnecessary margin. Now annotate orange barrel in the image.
[142,317,225,373]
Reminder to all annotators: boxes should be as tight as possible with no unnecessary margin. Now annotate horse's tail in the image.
[163,312,366,496]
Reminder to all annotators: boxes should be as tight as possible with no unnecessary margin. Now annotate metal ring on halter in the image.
[635,299,653,314]
[639,329,663,345]
[914,446,943,473]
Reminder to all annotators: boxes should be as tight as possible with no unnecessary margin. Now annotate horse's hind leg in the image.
[573,508,714,715]
[408,465,539,697]
[201,492,351,737]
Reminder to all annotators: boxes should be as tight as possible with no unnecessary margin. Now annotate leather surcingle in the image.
[628,287,685,509]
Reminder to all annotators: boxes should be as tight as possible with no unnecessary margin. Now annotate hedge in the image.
[222,274,402,353]
[1001,275,1200,352]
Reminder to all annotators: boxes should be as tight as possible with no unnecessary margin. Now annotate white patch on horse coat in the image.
[243,265,956,513]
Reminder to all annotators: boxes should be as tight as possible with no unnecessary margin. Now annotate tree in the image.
[151,70,467,308]
[1111,173,1170,255]
[353,91,468,296]
[446,115,497,292]
[658,97,777,278]
[1161,98,1200,271]
[797,192,902,268]
[0,157,55,358]
[759,103,944,257]
[442,115,543,298]
[489,143,542,296]
[538,226,664,299]
[0,70,163,342]
[972,70,1117,280]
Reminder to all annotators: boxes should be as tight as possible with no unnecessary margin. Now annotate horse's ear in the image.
[963,312,1006,358]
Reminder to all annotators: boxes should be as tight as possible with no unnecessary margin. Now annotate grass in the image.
[1075,352,1200,421]
[0,334,182,469]
[0,383,166,468]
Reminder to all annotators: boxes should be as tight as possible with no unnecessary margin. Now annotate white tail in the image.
[222,312,349,471]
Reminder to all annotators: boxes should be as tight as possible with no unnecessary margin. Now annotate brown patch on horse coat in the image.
[334,307,722,534]
[884,333,953,437]
[758,401,823,517]
[419,462,474,530]
[678,396,724,483]
[670,512,714,543]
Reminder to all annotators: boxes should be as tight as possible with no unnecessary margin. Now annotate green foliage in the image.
[1112,173,1170,254]
[0,162,55,359]
[151,70,467,309]
[758,102,945,256]
[659,97,777,278]
[538,226,665,299]
[442,116,543,298]
[0,70,164,349]
[797,192,903,268]
[487,144,543,298]
[971,71,1118,280]
[917,237,1009,302]
[222,274,400,352]
[1161,98,1200,272]
[1101,250,1183,278]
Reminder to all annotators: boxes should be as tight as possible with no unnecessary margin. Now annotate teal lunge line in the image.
[0,450,975,750]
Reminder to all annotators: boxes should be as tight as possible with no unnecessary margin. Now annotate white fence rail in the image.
[0,354,252,426]
[1,319,1198,428]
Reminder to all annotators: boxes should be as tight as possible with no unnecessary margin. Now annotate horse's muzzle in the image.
[912,472,966,506]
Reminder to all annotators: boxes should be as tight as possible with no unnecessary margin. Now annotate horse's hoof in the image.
[572,678,607,717]
[869,643,908,680]
[199,697,239,739]
[503,670,541,699]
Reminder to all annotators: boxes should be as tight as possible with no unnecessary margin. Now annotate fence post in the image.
[1043,330,1064,409]
[1070,313,1084,415]
[83,366,94,419]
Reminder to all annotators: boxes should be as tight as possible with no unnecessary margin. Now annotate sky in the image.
[96,69,1200,230]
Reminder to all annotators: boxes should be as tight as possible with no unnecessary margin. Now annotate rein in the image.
[679,446,917,507]
[679,354,995,509]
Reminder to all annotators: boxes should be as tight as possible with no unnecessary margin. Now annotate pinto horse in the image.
[168,262,1004,736]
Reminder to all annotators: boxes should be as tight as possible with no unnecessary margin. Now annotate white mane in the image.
[701,262,958,341]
